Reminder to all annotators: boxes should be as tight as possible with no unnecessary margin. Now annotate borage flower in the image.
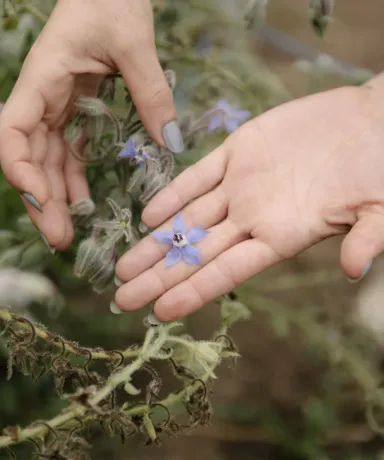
[206,99,251,134]
[152,213,208,267]
[118,137,156,170]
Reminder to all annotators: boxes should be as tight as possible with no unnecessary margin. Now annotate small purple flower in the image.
[206,99,251,134]
[118,137,156,170]
[152,213,208,267]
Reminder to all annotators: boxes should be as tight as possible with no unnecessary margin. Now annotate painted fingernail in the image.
[114,274,123,287]
[162,120,184,154]
[21,192,42,212]
[348,260,373,283]
[40,232,56,254]
[110,301,122,315]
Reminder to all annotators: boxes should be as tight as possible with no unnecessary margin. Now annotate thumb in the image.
[340,214,384,282]
[113,41,184,154]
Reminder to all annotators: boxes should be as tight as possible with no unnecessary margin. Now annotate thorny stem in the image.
[0,318,229,449]
[0,309,140,360]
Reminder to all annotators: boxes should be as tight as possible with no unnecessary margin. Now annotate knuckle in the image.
[138,82,172,111]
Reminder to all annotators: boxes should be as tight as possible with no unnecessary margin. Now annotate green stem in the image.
[22,4,48,23]
[0,309,140,360]
[0,324,228,449]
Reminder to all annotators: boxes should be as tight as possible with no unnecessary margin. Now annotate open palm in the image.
[115,85,384,320]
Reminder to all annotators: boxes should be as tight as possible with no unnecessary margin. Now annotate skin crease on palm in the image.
[0,2,384,323]
[115,79,384,321]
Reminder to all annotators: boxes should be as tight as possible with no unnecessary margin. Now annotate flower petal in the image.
[224,118,240,133]
[119,137,136,159]
[165,247,181,267]
[217,99,230,111]
[173,212,187,234]
[187,227,208,244]
[180,244,202,265]
[141,152,157,161]
[207,115,222,132]
[234,109,251,122]
[151,231,173,245]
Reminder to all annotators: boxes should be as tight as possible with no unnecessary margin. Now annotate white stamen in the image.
[172,232,188,248]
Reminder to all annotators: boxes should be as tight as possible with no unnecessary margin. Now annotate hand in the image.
[0,0,182,251]
[114,83,384,321]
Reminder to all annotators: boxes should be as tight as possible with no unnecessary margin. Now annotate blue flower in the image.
[206,99,251,134]
[151,213,208,267]
[118,137,156,170]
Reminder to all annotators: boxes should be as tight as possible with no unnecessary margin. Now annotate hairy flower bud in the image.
[0,246,24,268]
[74,238,99,277]
[244,0,268,31]
[220,296,251,327]
[308,0,334,37]
[0,230,18,250]
[90,262,115,293]
[0,268,58,310]
[164,69,177,90]
[16,214,36,234]
[70,199,96,216]
[76,97,110,117]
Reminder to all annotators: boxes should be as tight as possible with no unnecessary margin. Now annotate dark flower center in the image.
[173,232,187,247]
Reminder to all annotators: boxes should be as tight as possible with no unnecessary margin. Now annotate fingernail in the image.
[348,260,373,283]
[21,193,42,212]
[114,274,123,287]
[40,232,56,254]
[110,301,122,315]
[162,120,184,154]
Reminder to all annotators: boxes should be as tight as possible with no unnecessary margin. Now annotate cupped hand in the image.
[0,0,181,251]
[115,83,384,320]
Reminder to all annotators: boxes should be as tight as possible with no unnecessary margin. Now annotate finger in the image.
[29,123,48,165]
[142,148,228,228]
[22,123,48,215]
[340,213,384,282]
[115,219,244,312]
[154,239,280,321]
[112,20,183,153]
[0,66,50,209]
[115,186,228,281]
[26,131,69,249]
[43,131,74,248]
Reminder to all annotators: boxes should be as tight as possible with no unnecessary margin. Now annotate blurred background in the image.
[1,0,384,459]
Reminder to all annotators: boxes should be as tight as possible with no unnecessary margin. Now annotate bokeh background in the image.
[1,0,384,459]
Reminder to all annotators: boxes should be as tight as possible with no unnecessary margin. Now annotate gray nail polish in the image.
[21,192,42,212]
[40,232,56,254]
[110,301,122,315]
[348,260,373,284]
[162,120,184,154]
[114,274,123,287]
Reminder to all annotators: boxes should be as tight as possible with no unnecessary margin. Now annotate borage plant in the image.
[0,0,278,457]
[3,0,384,458]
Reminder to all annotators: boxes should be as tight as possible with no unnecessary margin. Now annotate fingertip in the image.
[154,300,181,322]
[114,287,129,312]
[340,216,384,281]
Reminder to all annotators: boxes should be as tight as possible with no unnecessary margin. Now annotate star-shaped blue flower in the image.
[151,213,208,267]
[118,137,156,170]
[207,99,251,134]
